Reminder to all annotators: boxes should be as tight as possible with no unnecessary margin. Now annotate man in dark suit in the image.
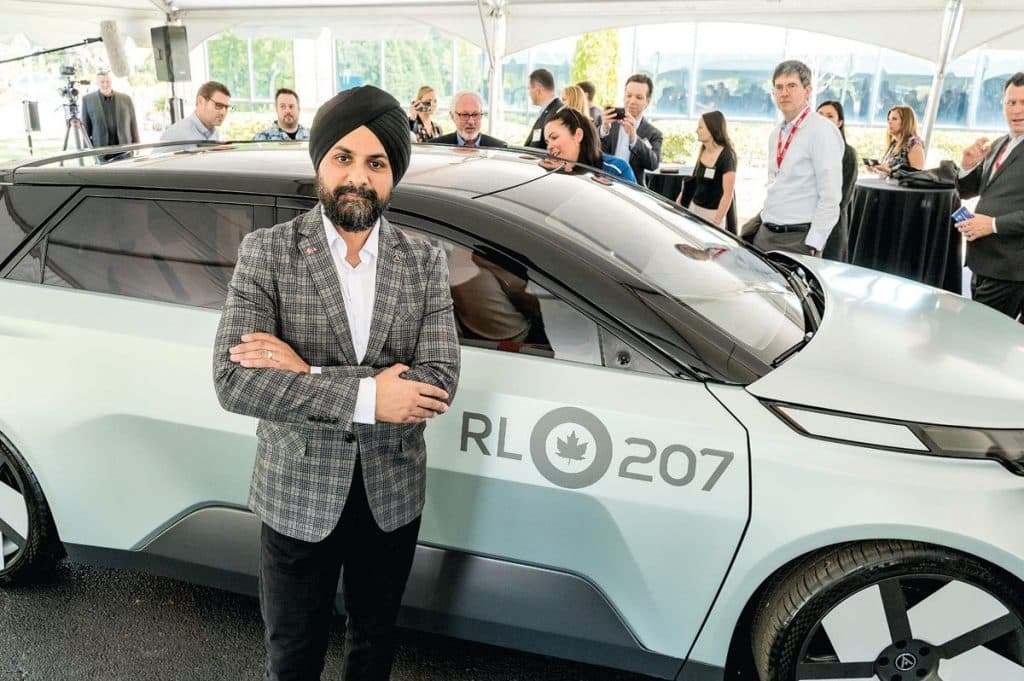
[213,85,460,680]
[600,74,663,185]
[79,71,139,160]
[524,68,562,149]
[429,91,507,148]
[956,72,1024,322]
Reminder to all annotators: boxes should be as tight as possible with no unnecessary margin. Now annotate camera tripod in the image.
[61,101,93,166]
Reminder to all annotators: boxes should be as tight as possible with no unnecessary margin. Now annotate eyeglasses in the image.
[205,98,231,111]
[454,112,483,120]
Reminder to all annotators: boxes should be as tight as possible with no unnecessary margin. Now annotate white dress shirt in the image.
[601,115,643,162]
[315,207,380,424]
[761,107,845,251]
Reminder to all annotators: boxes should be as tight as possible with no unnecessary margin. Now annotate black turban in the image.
[308,85,412,185]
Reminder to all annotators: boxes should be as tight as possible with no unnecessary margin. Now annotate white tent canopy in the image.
[2,0,1023,63]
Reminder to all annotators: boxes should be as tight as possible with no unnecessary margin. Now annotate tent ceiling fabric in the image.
[2,0,1023,64]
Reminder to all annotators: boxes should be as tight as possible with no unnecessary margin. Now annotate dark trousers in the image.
[971,273,1024,322]
[259,460,421,681]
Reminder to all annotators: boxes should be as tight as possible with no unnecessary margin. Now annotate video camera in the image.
[57,65,90,103]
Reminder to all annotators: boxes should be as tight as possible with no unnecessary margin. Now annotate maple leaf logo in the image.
[554,430,588,464]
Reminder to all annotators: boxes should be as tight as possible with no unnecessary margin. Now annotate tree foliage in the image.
[571,30,620,107]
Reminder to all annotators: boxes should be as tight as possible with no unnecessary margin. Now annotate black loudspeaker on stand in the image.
[152,25,190,124]
[151,25,191,82]
[22,100,40,156]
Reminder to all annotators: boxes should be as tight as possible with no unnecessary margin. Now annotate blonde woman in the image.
[561,85,588,116]
[408,85,444,142]
[872,104,925,175]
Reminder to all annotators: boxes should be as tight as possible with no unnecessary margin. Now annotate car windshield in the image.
[478,169,807,367]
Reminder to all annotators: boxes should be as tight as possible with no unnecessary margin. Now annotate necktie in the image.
[993,142,1011,174]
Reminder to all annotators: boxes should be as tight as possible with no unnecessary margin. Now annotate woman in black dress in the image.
[816,100,858,261]
[677,110,736,230]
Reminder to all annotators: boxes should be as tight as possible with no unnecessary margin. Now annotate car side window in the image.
[401,227,614,368]
[36,196,254,309]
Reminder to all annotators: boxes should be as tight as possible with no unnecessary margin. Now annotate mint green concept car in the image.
[1,144,1023,681]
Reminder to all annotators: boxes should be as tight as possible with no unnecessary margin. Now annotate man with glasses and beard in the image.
[429,91,507,148]
[213,85,460,681]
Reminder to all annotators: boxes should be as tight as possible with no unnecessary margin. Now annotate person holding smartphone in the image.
[408,85,443,143]
[600,74,664,184]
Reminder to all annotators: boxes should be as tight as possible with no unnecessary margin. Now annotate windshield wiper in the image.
[772,331,814,367]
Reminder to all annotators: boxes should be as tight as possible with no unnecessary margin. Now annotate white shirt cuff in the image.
[992,217,998,234]
[353,376,376,424]
[310,366,322,374]
[958,163,980,178]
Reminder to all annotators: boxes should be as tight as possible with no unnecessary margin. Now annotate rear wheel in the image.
[0,437,61,583]
[752,541,1024,680]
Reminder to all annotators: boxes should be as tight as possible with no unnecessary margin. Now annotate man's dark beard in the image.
[317,181,386,233]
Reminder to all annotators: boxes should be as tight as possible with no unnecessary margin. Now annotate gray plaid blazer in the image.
[213,209,460,541]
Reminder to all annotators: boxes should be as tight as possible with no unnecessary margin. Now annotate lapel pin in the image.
[393,253,401,262]
[305,247,318,255]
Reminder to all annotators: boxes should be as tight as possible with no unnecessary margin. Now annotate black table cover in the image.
[849,177,962,293]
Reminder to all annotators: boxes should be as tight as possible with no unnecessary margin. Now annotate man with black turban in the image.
[213,85,460,681]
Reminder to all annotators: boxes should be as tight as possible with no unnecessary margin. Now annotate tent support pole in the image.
[479,0,507,134]
[922,0,964,151]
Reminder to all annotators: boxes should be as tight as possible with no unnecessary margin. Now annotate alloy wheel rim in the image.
[0,448,29,571]
[795,574,1024,679]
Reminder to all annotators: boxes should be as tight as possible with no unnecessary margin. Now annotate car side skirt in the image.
[63,505,687,679]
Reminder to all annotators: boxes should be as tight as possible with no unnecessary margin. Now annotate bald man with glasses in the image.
[429,91,507,148]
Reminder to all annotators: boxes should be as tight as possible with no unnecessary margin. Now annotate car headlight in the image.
[769,403,1024,476]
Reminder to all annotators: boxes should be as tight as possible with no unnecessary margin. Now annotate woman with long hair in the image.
[542,107,637,183]
[408,85,444,142]
[872,104,925,175]
[817,99,859,261]
[561,85,588,117]
[677,110,736,229]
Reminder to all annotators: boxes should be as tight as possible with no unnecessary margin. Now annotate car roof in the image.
[2,142,556,200]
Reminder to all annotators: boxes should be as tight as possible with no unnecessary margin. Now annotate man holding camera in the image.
[79,71,139,159]
[600,74,663,184]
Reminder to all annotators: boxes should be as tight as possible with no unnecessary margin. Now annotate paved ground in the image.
[0,560,654,681]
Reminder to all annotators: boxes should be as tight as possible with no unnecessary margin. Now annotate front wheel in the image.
[0,437,62,583]
[752,541,1024,680]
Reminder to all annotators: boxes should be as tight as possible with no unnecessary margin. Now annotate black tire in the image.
[751,540,1024,681]
[0,436,62,584]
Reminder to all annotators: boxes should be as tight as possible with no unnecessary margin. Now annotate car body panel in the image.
[686,383,1024,673]
[2,144,1024,681]
[750,257,1024,428]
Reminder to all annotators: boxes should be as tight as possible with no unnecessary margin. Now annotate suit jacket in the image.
[213,210,460,541]
[956,135,1024,281]
[600,118,663,184]
[429,131,507,148]
[80,91,139,148]
[524,98,563,149]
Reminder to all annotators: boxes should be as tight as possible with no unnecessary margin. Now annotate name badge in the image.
[532,129,542,143]
[703,168,716,180]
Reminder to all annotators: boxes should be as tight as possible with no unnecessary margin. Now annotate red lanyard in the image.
[776,106,810,169]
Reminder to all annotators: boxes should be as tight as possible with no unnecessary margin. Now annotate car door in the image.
[0,188,273,552]
[391,216,751,661]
